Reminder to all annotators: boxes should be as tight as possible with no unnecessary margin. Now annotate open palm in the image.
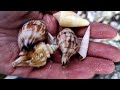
[0,11,120,79]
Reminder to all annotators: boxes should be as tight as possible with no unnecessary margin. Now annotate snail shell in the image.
[53,11,90,27]
[18,20,47,51]
[57,28,80,65]
[12,42,59,67]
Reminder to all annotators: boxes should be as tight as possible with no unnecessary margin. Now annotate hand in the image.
[0,11,43,76]
[0,11,120,79]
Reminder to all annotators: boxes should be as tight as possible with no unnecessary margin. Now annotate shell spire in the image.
[53,11,90,27]
[12,42,59,67]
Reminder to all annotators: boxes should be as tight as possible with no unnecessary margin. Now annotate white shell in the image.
[12,42,59,67]
[53,11,90,27]
[18,20,47,50]
[78,26,90,59]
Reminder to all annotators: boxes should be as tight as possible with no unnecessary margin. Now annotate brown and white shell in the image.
[57,28,80,65]
[12,42,59,67]
[18,20,47,51]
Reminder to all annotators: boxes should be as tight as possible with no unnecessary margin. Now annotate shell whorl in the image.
[57,28,80,65]
[34,42,59,59]
[18,20,47,51]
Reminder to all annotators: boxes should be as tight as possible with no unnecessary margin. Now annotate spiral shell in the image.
[12,42,59,67]
[53,11,90,27]
[18,20,47,51]
[57,28,80,65]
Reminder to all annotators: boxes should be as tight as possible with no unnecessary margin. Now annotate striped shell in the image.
[12,42,59,67]
[18,20,47,51]
[57,28,80,65]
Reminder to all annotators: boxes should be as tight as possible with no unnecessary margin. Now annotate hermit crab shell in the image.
[12,42,59,67]
[53,11,90,27]
[57,28,80,65]
[18,20,47,50]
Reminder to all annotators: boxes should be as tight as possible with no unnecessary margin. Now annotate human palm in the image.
[0,11,120,79]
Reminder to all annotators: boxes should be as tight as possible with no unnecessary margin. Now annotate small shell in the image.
[53,11,90,27]
[12,42,59,67]
[18,20,47,51]
[78,26,90,60]
[57,28,80,65]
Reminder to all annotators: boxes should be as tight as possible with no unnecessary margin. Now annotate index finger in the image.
[43,13,117,39]
[74,22,117,39]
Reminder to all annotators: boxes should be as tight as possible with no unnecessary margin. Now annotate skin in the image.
[0,11,120,79]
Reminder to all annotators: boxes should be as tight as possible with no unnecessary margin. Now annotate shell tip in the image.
[61,55,69,66]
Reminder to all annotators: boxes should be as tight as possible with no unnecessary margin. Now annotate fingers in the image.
[51,39,120,63]
[28,57,114,79]
[43,14,58,36]
[43,15,117,39]
[28,62,95,79]
[74,22,117,39]
[72,57,115,74]
[51,47,116,74]
[87,41,120,62]
[43,12,117,39]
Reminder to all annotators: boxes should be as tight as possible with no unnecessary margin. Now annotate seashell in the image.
[78,26,90,59]
[18,20,47,51]
[12,42,59,67]
[57,28,80,65]
[57,26,90,66]
[53,11,90,27]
